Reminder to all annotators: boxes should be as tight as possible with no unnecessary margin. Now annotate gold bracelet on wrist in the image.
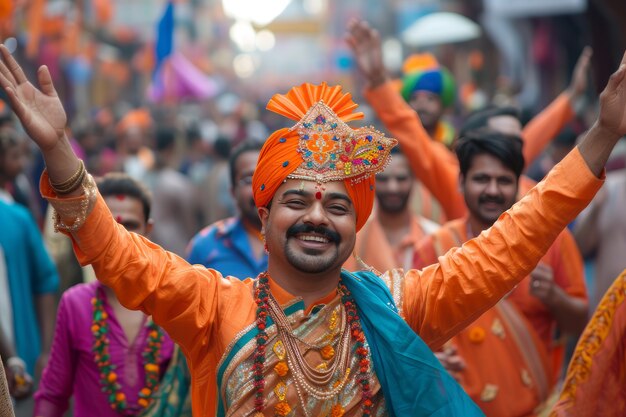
[53,173,98,233]
[52,168,86,195]
[50,160,86,195]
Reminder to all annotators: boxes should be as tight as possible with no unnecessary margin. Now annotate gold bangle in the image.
[50,160,86,195]
[51,168,85,194]
[50,159,85,189]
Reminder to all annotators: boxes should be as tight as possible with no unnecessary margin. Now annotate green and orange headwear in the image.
[252,83,397,232]
[400,53,456,108]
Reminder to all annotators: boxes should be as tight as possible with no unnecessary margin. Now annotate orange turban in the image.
[116,108,153,134]
[252,83,397,231]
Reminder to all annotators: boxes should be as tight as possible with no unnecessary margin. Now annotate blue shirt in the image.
[186,217,267,279]
[0,200,59,373]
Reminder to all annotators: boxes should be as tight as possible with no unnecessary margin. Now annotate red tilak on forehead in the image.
[115,195,126,201]
[314,183,325,200]
[115,215,123,224]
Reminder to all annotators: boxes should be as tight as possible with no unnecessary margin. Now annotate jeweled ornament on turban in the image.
[252,82,397,231]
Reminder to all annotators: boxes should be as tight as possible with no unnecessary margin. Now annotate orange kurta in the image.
[365,81,575,220]
[41,148,600,416]
[414,217,586,416]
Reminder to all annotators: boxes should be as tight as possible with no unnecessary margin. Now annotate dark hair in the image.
[459,106,521,139]
[96,172,152,222]
[155,126,177,152]
[213,136,232,160]
[186,125,202,144]
[229,139,263,187]
[455,128,525,179]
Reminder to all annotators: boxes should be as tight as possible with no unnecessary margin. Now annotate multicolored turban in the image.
[401,54,456,108]
[252,83,397,231]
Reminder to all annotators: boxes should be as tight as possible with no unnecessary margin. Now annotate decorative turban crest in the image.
[252,82,397,231]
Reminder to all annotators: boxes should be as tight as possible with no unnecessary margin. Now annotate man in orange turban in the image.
[252,82,394,232]
[2,42,625,416]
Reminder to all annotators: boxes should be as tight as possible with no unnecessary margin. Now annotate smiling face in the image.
[461,153,518,228]
[258,179,356,275]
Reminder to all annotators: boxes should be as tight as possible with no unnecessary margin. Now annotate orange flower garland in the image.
[91,291,163,414]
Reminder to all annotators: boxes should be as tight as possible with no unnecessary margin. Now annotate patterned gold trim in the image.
[378,269,405,318]
[287,101,397,184]
[51,173,97,232]
[558,271,626,402]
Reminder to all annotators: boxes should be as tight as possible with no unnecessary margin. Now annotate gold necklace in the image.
[266,293,352,399]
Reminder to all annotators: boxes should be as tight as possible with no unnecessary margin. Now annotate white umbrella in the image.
[402,12,481,48]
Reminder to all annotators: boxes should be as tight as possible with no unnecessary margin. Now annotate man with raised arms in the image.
[0,42,624,416]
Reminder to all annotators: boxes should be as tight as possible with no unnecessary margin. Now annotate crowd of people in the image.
[0,16,625,417]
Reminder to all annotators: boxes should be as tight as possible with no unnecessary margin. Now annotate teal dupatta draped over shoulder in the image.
[342,270,484,417]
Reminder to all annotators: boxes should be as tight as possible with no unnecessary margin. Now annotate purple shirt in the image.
[34,282,174,417]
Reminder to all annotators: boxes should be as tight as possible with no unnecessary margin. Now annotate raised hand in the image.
[346,19,388,88]
[0,45,67,152]
[567,46,592,99]
[598,50,626,137]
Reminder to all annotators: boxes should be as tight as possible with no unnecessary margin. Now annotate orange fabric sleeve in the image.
[40,176,256,361]
[41,176,263,416]
[522,92,575,166]
[401,147,602,350]
[364,81,467,220]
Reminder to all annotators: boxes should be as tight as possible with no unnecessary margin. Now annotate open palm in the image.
[0,45,66,151]
[346,19,387,87]
[599,51,626,136]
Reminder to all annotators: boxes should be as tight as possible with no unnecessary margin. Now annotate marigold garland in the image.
[91,292,163,414]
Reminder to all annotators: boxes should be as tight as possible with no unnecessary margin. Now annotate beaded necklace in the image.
[91,290,164,414]
[253,272,374,417]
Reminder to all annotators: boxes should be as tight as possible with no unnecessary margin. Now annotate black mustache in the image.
[286,224,341,244]
[479,195,505,204]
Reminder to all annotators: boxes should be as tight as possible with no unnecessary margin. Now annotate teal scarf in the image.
[342,270,484,417]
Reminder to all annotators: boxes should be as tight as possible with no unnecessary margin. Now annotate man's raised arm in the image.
[346,20,466,220]
[402,52,626,349]
[0,45,227,355]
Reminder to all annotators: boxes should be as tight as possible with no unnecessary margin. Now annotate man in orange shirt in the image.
[345,147,440,273]
[348,21,592,221]
[0,41,623,416]
[413,130,587,416]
